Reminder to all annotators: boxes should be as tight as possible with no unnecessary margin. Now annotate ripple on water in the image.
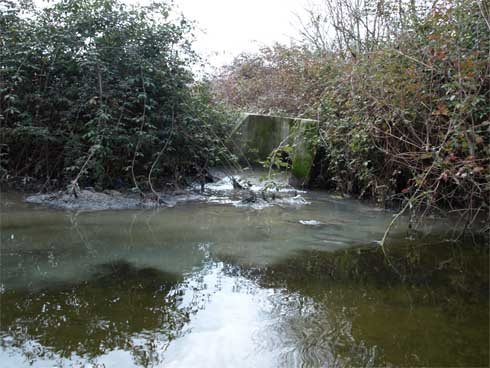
[0,188,488,367]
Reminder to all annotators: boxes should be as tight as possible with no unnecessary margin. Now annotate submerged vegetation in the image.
[212,0,490,230]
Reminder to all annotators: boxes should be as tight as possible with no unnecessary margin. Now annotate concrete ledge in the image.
[230,113,319,187]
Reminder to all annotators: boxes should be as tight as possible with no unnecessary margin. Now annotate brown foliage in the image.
[211,0,489,232]
[211,44,331,118]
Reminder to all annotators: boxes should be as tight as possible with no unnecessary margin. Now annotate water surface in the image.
[1,189,488,367]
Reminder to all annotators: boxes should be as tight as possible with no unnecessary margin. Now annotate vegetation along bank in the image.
[1,0,489,233]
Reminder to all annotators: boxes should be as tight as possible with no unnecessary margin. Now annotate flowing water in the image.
[0,177,488,367]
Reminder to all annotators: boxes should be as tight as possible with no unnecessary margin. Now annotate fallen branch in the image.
[130,68,148,195]
[147,111,175,205]
[69,145,98,197]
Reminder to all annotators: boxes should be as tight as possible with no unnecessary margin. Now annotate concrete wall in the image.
[230,113,319,187]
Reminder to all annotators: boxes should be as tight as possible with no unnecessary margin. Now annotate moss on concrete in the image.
[289,119,318,187]
[230,113,318,187]
[235,114,291,163]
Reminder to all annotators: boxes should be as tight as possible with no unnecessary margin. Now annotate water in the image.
[1,184,488,367]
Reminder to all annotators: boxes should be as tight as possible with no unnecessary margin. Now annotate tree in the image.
[211,44,331,118]
[0,0,234,190]
[212,0,489,231]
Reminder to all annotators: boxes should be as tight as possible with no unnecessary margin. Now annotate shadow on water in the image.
[1,237,488,367]
[218,236,489,367]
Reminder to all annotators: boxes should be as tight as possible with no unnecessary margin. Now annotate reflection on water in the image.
[0,192,488,367]
[1,262,188,366]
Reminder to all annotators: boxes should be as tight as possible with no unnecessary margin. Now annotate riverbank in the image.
[2,171,310,212]
[2,171,488,242]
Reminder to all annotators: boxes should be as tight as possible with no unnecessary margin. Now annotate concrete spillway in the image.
[230,113,319,187]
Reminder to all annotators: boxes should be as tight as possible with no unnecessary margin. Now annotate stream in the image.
[0,174,488,367]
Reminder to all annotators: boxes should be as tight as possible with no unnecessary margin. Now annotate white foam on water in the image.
[299,220,323,226]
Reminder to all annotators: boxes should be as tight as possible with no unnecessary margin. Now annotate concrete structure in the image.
[230,113,319,187]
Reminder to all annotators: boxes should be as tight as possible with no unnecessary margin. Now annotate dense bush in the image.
[0,0,234,190]
[212,44,331,118]
[319,0,489,220]
[212,0,489,225]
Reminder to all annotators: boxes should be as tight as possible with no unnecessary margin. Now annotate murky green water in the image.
[1,191,488,367]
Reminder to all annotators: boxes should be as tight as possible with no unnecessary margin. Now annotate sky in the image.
[171,0,309,70]
[32,0,311,71]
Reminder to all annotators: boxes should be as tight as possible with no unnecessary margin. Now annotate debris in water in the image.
[299,220,323,226]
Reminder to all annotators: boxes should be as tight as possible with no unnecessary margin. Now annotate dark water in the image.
[0,191,488,367]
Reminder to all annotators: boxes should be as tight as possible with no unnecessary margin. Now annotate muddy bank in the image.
[24,189,203,211]
[22,172,310,211]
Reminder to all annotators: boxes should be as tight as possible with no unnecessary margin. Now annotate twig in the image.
[130,67,147,194]
[147,110,175,204]
[69,146,97,197]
